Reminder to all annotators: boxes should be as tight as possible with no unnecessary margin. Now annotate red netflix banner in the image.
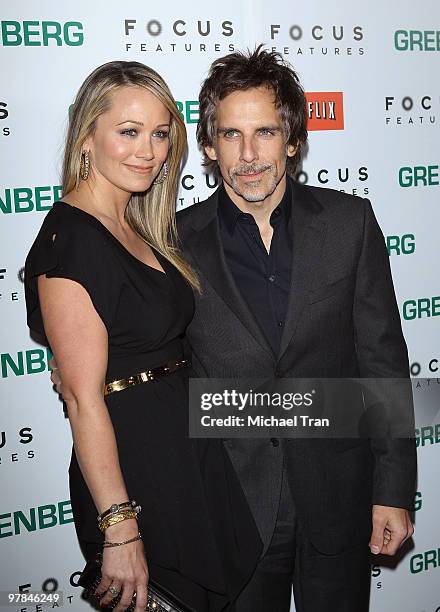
[306,92,345,131]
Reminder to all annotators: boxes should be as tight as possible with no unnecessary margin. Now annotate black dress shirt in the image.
[218,180,293,355]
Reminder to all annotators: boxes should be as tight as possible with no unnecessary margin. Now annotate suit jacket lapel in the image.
[186,191,274,359]
[278,182,327,361]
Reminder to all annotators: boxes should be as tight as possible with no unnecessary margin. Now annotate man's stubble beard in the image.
[228,163,279,203]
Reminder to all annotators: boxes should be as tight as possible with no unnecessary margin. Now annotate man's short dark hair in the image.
[197,44,308,176]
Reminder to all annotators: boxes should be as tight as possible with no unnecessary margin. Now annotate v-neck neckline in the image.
[54,201,168,276]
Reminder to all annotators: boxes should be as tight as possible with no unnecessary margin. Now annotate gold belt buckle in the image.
[140,371,154,383]
[104,359,187,396]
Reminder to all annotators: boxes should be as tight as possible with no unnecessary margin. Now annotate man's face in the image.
[205,86,296,204]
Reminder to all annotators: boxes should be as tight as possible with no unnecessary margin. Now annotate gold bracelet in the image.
[97,500,141,523]
[98,504,140,531]
[99,510,137,531]
[103,532,142,548]
[98,510,138,533]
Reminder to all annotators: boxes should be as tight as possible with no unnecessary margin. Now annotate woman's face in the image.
[84,85,171,195]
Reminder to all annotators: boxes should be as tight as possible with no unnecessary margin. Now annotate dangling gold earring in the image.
[153,161,168,186]
[80,150,90,180]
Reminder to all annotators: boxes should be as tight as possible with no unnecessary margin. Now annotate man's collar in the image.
[218,177,292,235]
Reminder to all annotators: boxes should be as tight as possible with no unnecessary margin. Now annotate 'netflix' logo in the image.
[306,92,344,131]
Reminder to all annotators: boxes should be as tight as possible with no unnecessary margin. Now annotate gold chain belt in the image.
[103,359,189,396]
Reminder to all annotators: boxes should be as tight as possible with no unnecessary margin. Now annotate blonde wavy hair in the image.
[62,60,199,290]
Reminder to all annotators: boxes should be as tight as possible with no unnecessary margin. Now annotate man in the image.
[176,46,416,611]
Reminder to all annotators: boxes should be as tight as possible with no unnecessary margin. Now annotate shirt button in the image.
[278,321,283,327]
[275,369,281,377]
[268,274,276,282]
[271,438,280,447]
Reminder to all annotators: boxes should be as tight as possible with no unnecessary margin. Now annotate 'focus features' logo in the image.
[385,95,438,127]
[0,265,25,305]
[0,101,9,137]
[0,21,83,46]
[123,18,235,54]
[268,23,365,57]
[295,166,369,197]
[0,427,35,467]
[306,92,344,131]
[410,360,440,376]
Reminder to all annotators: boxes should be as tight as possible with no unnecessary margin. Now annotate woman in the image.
[25,61,261,612]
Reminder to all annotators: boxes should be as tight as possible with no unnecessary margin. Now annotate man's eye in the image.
[223,130,239,138]
[259,128,275,136]
[120,128,137,137]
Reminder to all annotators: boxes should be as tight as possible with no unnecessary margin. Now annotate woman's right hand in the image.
[49,357,63,396]
[95,522,149,611]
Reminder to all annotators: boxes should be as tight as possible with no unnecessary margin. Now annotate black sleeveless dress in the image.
[24,202,262,612]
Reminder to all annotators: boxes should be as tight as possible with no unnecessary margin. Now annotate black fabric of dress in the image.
[24,201,262,612]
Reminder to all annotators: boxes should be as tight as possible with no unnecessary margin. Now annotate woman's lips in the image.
[124,164,154,174]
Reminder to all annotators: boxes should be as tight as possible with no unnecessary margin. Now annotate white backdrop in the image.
[1,1,439,611]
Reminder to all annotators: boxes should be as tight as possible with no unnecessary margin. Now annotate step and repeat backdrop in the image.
[1,1,439,610]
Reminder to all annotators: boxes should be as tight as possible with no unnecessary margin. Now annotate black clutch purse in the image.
[78,552,195,612]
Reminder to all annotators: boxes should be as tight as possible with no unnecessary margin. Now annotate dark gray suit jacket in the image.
[177,178,417,556]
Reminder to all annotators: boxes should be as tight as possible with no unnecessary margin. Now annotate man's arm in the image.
[352,198,417,554]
